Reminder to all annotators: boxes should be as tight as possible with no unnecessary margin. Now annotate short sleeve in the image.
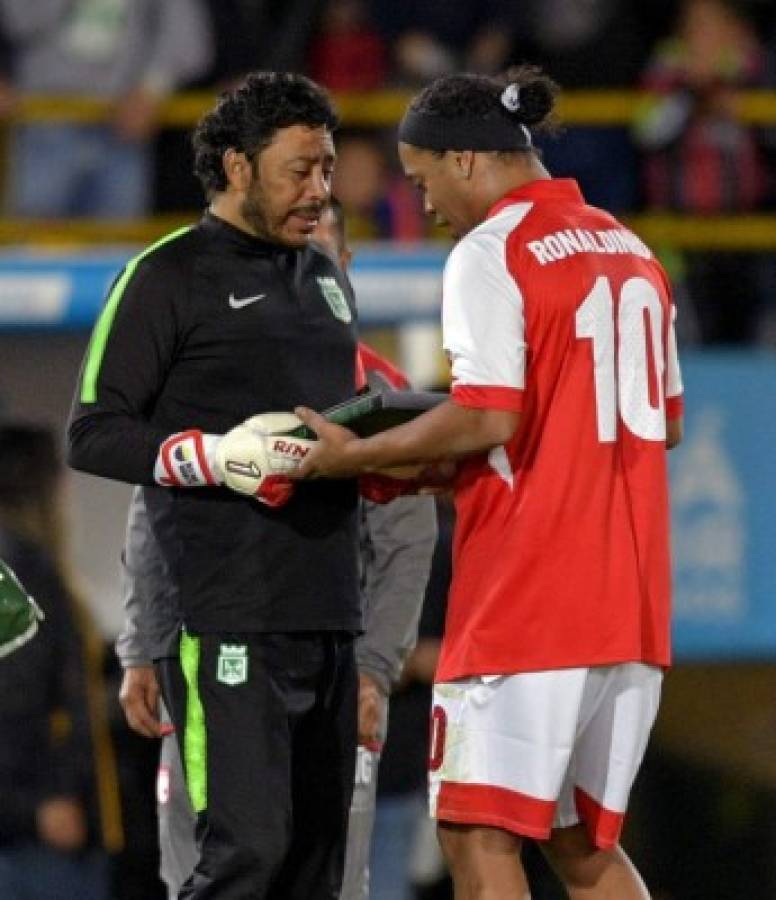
[442,231,526,412]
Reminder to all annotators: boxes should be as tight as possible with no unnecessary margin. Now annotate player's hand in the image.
[36,797,87,852]
[359,461,457,504]
[119,665,162,738]
[216,413,316,506]
[291,407,361,479]
[417,460,458,495]
[358,673,386,751]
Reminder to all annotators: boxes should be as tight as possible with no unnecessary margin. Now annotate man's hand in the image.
[358,673,386,750]
[216,413,316,505]
[36,797,87,852]
[292,407,361,479]
[119,665,162,738]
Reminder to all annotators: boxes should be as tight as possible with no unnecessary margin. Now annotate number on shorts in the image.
[428,705,447,772]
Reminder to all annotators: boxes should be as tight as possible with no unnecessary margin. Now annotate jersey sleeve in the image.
[356,495,437,692]
[67,256,183,485]
[442,231,526,411]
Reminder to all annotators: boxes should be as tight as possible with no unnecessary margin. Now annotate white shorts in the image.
[428,663,662,849]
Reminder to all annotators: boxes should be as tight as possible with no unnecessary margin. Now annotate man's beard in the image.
[240,178,324,248]
[240,181,322,249]
[240,184,277,243]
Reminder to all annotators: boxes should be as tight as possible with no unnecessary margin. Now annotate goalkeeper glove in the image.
[0,558,44,658]
[154,414,316,508]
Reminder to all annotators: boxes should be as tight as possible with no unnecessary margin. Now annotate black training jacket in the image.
[68,212,360,634]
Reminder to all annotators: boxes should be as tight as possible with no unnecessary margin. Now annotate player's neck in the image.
[472,159,551,227]
[494,158,551,201]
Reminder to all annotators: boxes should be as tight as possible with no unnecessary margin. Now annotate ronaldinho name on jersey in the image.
[526,227,652,266]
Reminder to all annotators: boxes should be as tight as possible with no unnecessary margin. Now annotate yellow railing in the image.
[2,214,776,250]
[3,90,776,250]
[10,89,776,127]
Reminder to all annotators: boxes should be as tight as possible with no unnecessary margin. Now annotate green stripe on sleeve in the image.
[80,226,191,404]
[180,630,208,814]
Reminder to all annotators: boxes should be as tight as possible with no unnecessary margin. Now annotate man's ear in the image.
[223,148,252,190]
[453,150,475,179]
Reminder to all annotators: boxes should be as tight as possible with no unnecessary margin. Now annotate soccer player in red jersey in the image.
[294,66,683,899]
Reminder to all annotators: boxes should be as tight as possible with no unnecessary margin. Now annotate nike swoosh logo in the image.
[229,293,267,309]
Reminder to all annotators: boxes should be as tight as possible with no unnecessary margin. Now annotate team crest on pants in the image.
[217,644,248,685]
[316,276,352,323]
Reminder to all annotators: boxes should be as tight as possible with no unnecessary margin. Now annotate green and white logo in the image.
[317,276,352,323]
[217,644,248,686]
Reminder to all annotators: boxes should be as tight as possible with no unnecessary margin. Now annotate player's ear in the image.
[223,148,252,191]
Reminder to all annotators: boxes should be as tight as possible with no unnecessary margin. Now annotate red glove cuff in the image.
[256,474,294,508]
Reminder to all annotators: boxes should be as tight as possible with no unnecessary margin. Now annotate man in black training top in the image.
[68,72,361,899]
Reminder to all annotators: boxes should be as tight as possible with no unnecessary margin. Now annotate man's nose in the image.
[306,168,330,202]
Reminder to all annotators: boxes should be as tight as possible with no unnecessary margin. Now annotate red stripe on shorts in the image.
[574,786,625,850]
[436,781,555,840]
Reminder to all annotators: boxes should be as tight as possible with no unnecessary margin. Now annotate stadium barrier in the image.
[2,88,775,250]
[10,89,776,127]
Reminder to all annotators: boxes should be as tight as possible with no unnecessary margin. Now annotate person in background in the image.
[0,0,211,217]
[116,199,438,900]
[333,133,426,240]
[515,0,661,213]
[308,0,388,92]
[0,422,122,900]
[635,0,769,344]
[368,0,514,85]
[369,493,452,900]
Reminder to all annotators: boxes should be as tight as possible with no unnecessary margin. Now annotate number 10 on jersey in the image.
[575,276,667,443]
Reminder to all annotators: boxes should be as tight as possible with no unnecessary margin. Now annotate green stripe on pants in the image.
[180,631,207,813]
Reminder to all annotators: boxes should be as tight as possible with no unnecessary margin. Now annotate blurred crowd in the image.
[0,0,774,344]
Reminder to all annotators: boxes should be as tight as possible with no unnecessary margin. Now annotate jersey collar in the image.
[486,179,585,220]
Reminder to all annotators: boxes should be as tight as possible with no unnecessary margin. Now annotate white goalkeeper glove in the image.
[154,414,316,508]
[215,413,316,506]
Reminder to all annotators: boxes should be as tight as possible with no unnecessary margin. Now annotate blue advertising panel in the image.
[0,246,448,329]
[670,353,776,660]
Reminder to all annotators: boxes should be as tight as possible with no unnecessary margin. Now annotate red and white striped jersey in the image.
[438,178,683,682]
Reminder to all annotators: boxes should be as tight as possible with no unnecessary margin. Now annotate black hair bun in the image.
[501,65,559,130]
[515,80,555,125]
